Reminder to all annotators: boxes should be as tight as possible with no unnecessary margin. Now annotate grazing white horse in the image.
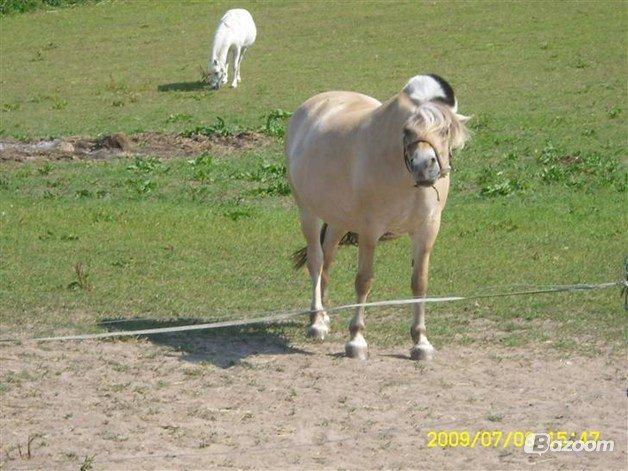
[205,9,256,89]
[286,74,470,360]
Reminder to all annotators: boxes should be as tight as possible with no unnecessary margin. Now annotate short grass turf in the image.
[0,148,625,353]
[0,0,626,353]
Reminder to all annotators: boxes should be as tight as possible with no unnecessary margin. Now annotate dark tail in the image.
[291,223,397,270]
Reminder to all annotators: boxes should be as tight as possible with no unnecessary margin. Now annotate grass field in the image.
[0,1,626,353]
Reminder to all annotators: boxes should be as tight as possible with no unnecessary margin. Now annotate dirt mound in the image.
[0,132,272,162]
[1,335,625,469]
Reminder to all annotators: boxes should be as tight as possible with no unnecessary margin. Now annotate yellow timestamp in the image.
[426,430,602,449]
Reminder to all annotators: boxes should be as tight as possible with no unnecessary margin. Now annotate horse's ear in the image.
[455,113,471,124]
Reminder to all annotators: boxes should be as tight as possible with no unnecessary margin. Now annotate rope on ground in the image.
[11,280,622,343]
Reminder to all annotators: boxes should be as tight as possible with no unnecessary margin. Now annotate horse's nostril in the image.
[431,157,437,164]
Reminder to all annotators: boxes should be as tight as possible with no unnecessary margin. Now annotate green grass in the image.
[1,148,625,352]
[0,0,626,353]
[1,0,625,147]
[0,0,94,16]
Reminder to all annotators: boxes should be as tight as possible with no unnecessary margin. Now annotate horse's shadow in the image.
[157,81,207,92]
[98,318,310,368]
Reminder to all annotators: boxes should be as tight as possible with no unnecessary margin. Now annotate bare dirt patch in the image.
[0,132,272,162]
[1,330,625,470]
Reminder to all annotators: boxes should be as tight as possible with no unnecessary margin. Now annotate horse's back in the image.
[218,9,256,45]
[286,91,381,161]
[286,92,383,224]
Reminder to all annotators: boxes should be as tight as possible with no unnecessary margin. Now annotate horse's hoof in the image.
[307,323,328,341]
[345,336,368,360]
[410,341,436,361]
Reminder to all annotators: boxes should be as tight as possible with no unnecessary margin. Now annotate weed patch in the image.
[181,117,239,138]
[263,109,292,138]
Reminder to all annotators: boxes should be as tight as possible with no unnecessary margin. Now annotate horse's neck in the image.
[371,93,415,131]
[212,27,232,65]
[366,93,416,155]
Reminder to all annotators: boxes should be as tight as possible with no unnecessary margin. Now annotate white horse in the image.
[286,74,470,360]
[204,9,256,89]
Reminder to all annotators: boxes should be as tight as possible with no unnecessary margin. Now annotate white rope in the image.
[20,281,621,343]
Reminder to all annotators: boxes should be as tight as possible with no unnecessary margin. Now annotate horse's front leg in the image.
[409,220,441,360]
[230,47,241,88]
[345,235,377,360]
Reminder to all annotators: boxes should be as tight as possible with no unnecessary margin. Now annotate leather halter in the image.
[403,139,451,180]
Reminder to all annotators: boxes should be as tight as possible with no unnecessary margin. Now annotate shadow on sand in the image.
[98,317,310,368]
[157,81,208,92]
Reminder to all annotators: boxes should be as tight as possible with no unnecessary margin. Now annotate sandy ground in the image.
[1,330,626,470]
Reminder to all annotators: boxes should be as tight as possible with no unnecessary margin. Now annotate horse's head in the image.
[203,59,228,90]
[402,102,470,187]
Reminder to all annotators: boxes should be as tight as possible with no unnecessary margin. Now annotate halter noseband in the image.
[403,139,451,180]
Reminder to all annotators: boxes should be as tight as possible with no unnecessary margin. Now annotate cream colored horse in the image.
[285,74,470,360]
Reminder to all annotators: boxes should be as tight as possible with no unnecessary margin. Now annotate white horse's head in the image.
[402,102,471,187]
[401,74,470,186]
[203,59,228,90]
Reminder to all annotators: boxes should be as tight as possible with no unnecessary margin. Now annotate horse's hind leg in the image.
[299,209,329,340]
[346,234,377,360]
[321,224,344,303]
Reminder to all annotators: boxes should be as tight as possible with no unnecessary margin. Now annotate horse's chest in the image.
[373,190,439,234]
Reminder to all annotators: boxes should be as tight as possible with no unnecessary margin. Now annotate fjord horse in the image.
[285,74,470,360]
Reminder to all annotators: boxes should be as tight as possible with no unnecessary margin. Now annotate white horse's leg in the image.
[299,210,328,340]
[409,219,441,360]
[345,235,377,360]
[236,47,246,83]
[320,224,344,303]
[230,46,241,88]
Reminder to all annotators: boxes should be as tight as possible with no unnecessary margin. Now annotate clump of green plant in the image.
[536,142,625,191]
[181,117,238,138]
[251,162,286,182]
[249,180,291,197]
[127,178,156,195]
[187,154,215,182]
[165,113,192,124]
[477,168,524,197]
[263,109,292,138]
[607,106,621,119]
[1,102,20,112]
[125,157,166,195]
[37,162,54,175]
[222,206,254,221]
[235,160,291,196]
[126,157,167,174]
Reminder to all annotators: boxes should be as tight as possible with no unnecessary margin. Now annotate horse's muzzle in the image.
[409,156,441,186]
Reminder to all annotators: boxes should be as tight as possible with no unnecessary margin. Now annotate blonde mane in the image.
[407,101,471,150]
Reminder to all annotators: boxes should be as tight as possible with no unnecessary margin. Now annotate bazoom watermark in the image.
[524,434,614,454]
